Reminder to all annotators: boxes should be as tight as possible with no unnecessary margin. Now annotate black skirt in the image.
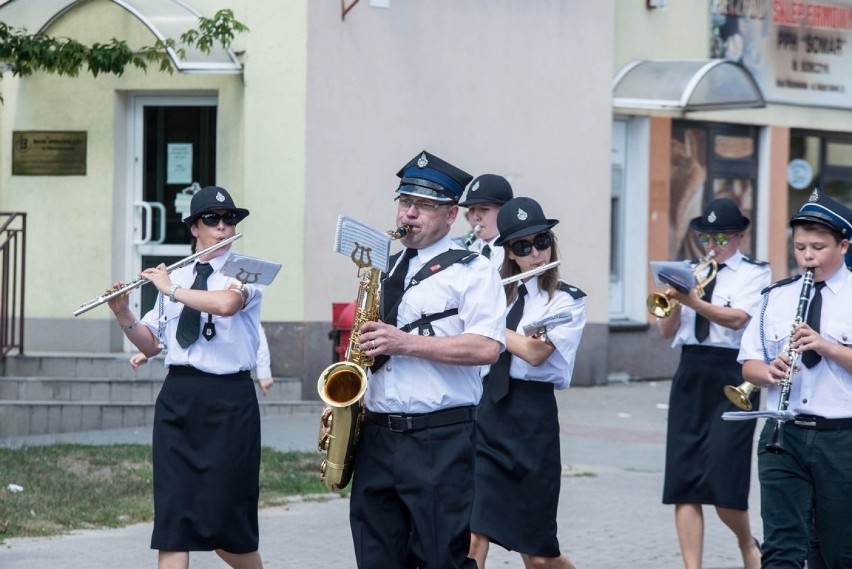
[471,378,562,557]
[662,346,758,510]
[150,366,260,553]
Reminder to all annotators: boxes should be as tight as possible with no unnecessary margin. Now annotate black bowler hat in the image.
[458,174,514,207]
[790,188,852,238]
[183,186,250,225]
[494,197,559,246]
[689,198,749,233]
[396,150,472,203]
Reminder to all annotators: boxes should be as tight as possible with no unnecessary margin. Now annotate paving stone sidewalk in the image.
[0,380,762,568]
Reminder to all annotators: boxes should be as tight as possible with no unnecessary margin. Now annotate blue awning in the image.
[0,0,242,74]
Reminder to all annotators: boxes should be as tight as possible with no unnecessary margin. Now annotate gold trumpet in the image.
[724,382,759,411]
[647,250,718,318]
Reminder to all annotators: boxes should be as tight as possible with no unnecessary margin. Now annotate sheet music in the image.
[722,410,795,421]
[650,260,697,293]
[220,254,282,285]
[334,215,393,272]
[523,312,573,337]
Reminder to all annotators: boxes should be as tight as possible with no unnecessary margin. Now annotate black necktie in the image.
[481,244,491,259]
[488,284,527,404]
[694,263,726,343]
[382,248,417,325]
[176,262,214,349]
[370,249,418,373]
[801,281,826,369]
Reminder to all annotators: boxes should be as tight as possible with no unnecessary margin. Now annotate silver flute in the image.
[74,233,243,317]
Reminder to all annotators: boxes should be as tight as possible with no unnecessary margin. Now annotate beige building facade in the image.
[0,0,615,394]
[610,0,852,379]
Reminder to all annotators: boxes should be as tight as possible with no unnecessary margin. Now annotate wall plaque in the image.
[12,131,87,175]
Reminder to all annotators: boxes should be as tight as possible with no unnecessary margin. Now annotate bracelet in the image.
[124,320,140,332]
[168,284,182,302]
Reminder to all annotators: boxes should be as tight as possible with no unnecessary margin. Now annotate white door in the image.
[125,95,218,340]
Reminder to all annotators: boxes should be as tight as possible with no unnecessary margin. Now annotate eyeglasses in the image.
[697,232,730,246]
[396,196,450,213]
[200,212,240,227]
[509,232,553,257]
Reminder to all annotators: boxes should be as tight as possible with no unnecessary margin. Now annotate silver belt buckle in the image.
[794,417,817,427]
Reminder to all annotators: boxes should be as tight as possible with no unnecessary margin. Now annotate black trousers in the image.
[349,411,478,569]
[758,420,852,568]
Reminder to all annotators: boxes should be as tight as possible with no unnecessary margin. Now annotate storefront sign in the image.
[711,0,852,109]
[12,131,87,175]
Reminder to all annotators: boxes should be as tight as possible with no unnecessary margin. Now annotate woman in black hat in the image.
[107,186,266,569]
[470,197,585,569]
[657,197,768,569]
[458,173,514,269]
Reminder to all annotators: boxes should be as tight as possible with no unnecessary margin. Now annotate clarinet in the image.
[766,268,815,454]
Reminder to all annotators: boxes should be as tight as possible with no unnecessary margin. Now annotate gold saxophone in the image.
[317,225,408,491]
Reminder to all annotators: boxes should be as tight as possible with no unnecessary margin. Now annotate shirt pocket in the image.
[710,283,734,308]
[764,322,790,361]
[159,297,184,324]
[824,321,852,347]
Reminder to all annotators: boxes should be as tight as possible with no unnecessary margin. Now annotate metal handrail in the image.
[0,212,26,360]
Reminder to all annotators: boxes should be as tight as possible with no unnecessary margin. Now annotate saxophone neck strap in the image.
[399,308,459,335]
[381,249,476,325]
[372,249,476,371]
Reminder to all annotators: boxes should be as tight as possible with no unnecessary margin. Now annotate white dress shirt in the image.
[739,266,852,418]
[255,324,271,379]
[504,276,587,390]
[670,250,771,349]
[469,236,505,271]
[365,236,507,414]
[140,251,263,375]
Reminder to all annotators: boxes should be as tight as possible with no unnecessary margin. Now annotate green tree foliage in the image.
[0,8,247,95]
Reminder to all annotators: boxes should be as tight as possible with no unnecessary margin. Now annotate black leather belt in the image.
[364,406,476,433]
[792,415,852,430]
[168,365,250,380]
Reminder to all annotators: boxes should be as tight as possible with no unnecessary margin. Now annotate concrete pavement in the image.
[0,380,763,568]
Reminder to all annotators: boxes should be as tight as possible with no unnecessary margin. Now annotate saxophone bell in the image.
[318,361,368,408]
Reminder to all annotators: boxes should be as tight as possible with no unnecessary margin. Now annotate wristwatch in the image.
[168,284,182,302]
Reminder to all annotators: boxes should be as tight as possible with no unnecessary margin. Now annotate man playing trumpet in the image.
[657,197,770,569]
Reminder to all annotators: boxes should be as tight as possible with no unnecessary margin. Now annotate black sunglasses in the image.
[200,212,240,227]
[509,232,553,257]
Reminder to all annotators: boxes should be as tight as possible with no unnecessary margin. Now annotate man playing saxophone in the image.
[657,197,770,569]
[351,150,506,569]
[739,189,852,568]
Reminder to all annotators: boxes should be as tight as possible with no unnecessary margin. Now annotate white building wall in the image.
[304,1,615,326]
